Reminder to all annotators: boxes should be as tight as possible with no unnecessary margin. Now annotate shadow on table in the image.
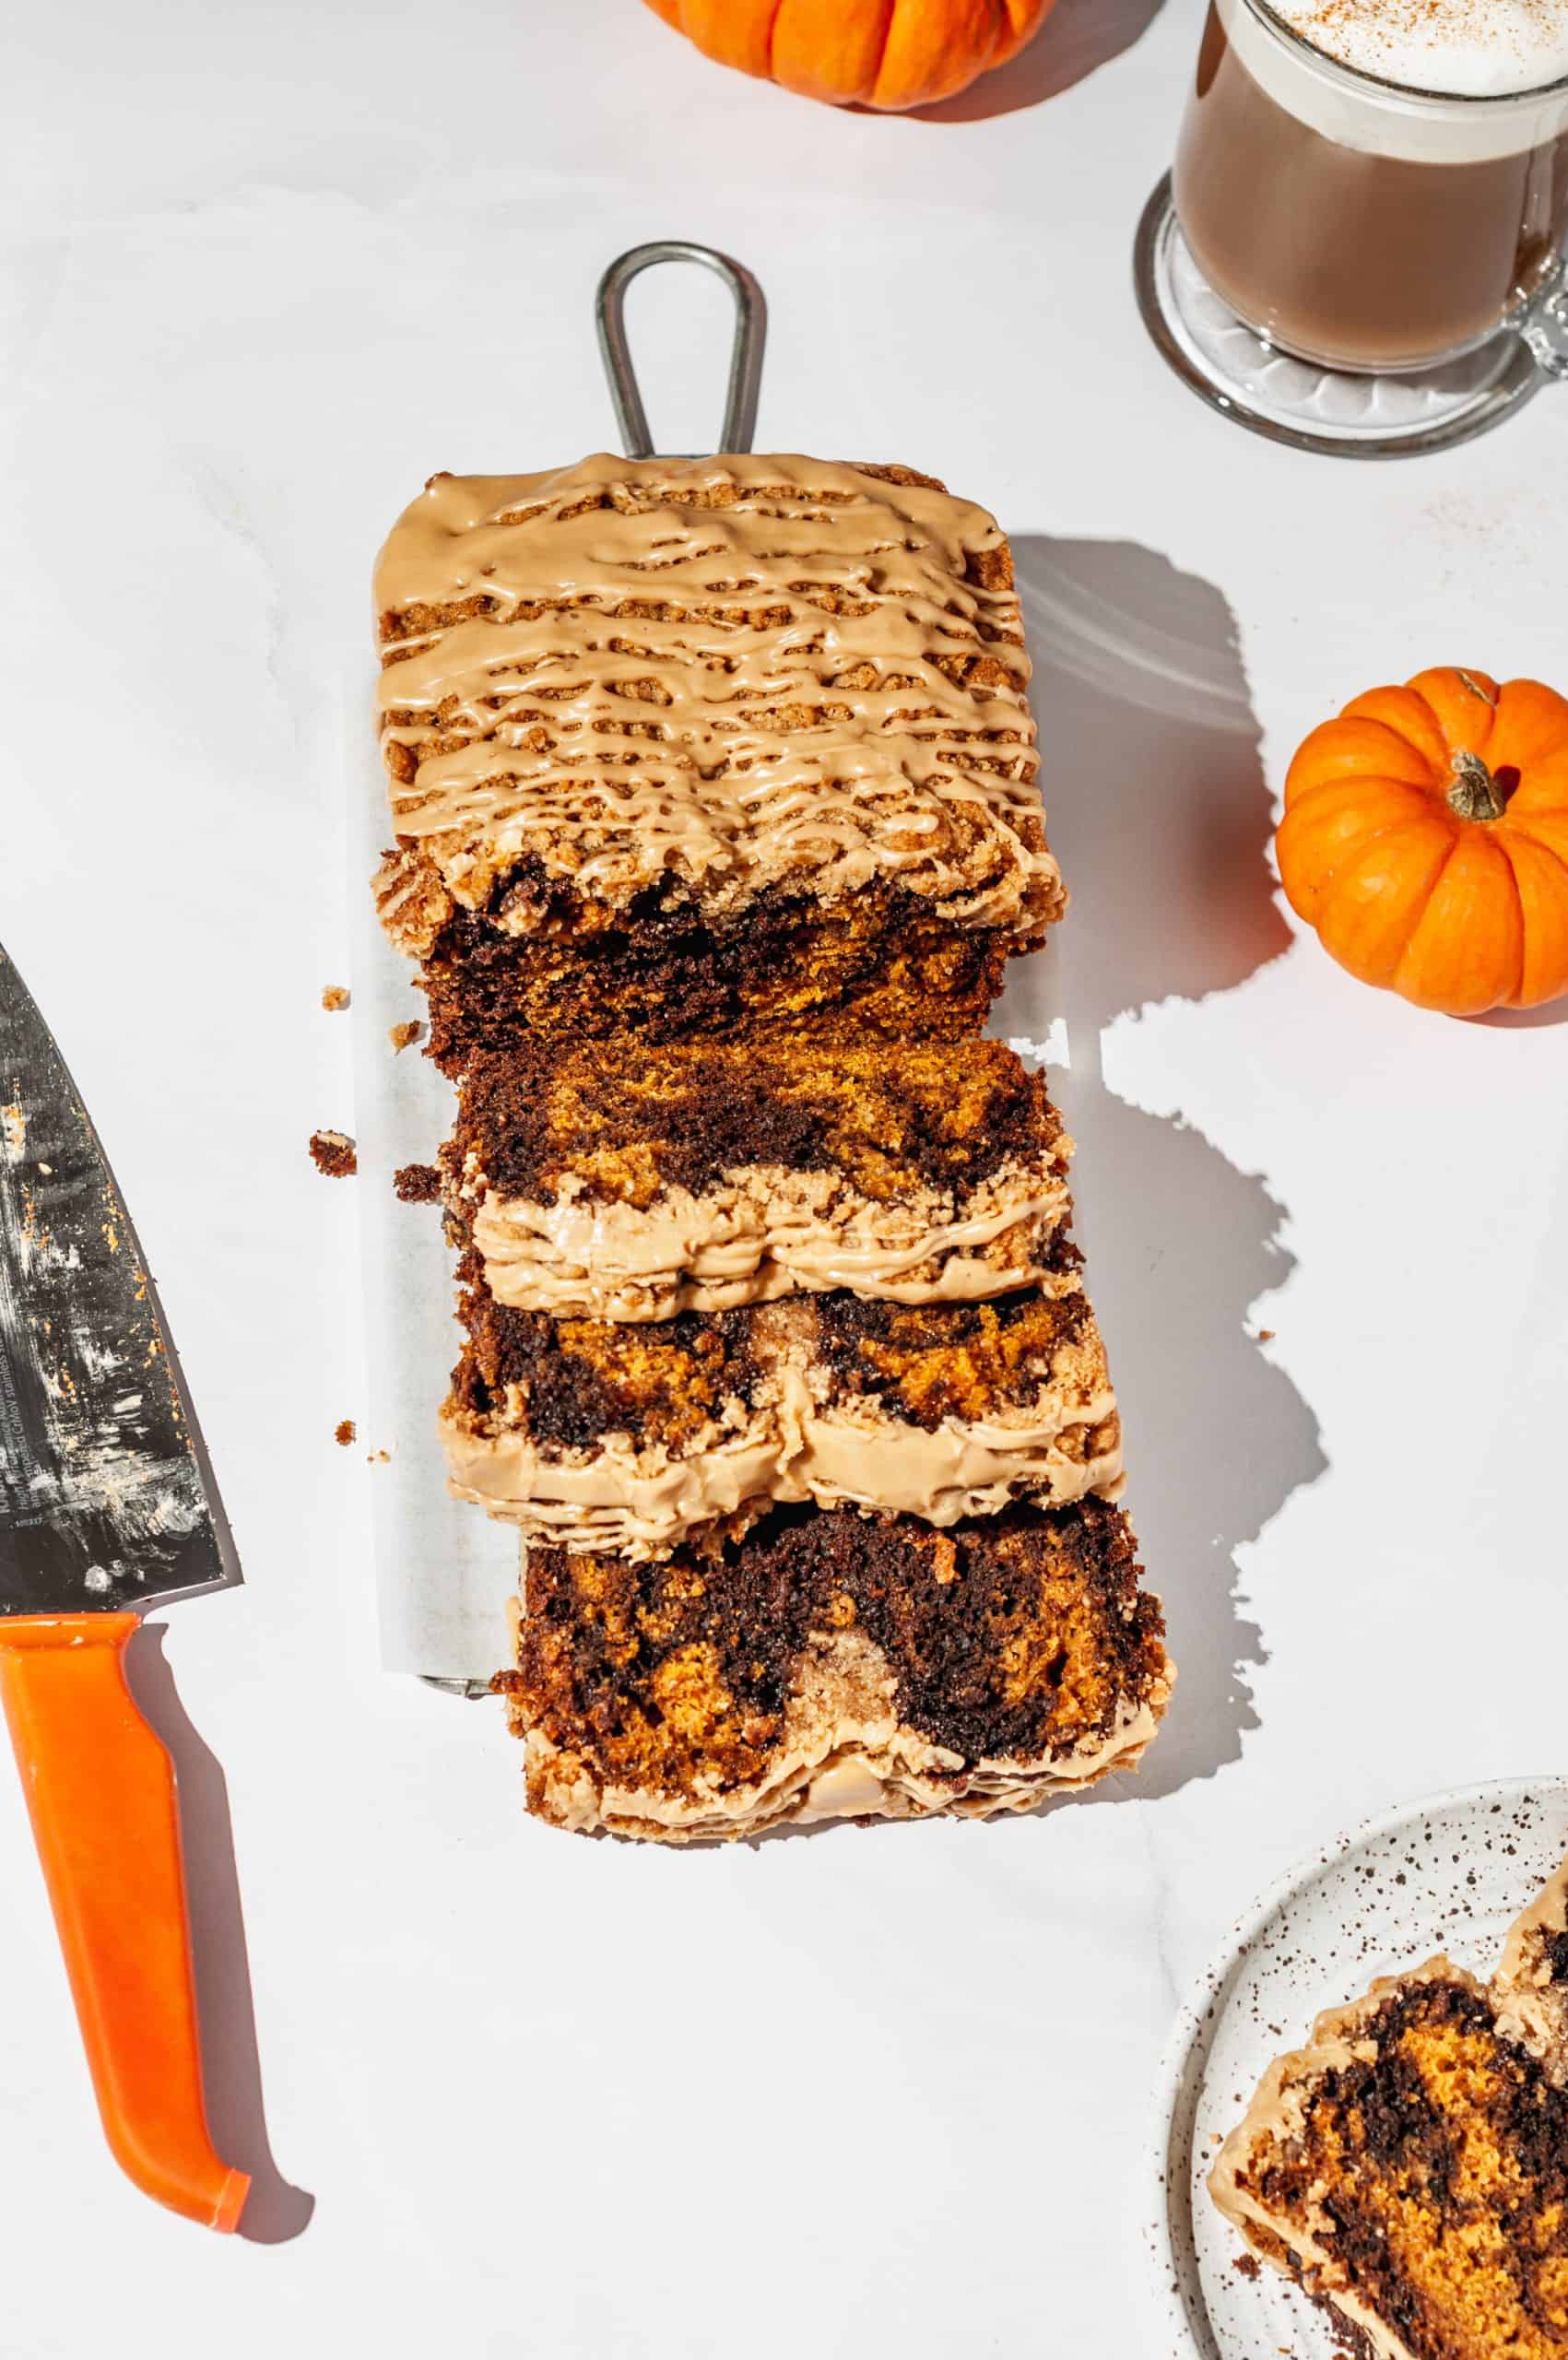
[996,536,1326,1804]
[907,0,1168,121]
[127,1626,315,2244]
[1477,998,1568,1030]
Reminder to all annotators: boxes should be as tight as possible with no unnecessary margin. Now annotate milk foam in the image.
[1220,0,1568,159]
[1275,0,1568,96]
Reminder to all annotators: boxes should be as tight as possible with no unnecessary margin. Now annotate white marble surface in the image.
[3,1,1566,2352]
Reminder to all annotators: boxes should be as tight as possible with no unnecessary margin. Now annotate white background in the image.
[2,1,1566,2352]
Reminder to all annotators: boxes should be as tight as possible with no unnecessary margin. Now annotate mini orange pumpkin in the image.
[641,0,1053,112]
[1277,668,1568,1017]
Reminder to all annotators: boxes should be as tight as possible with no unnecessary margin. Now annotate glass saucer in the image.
[1133,172,1544,459]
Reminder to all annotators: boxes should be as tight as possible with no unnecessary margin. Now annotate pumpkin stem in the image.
[1447,749,1506,823]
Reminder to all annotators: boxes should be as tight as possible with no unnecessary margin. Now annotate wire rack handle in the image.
[595,241,767,458]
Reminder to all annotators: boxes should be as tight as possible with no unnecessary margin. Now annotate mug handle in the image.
[1519,252,1568,383]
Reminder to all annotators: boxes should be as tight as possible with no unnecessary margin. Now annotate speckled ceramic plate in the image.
[1142,1778,1568,2357]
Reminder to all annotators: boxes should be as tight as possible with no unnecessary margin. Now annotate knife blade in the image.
[0,939,249,2234]
[0,950,229,1616]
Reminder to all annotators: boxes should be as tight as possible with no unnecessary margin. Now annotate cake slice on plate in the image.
[371,454,1062,1067]
[494,1497,1172,1842]
[1493,1854,1568,2075]
[445,1033,1072,1323]
[442,1241,1122,1556]
[1210,1854,1568,2358]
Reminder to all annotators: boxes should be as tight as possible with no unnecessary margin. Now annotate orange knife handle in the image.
[0,1612,249,2232]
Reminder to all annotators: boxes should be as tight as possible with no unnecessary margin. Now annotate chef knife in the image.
[0,941,248,2232]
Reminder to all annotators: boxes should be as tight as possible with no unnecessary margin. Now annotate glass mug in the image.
[1171,0,1568,380]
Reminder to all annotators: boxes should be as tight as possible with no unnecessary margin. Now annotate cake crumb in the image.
[335,1419,356,1446]
[321,985,350,1012]
[389,1020,424,1053]
[1232,2252,1261,2280]
[310,1129,358,1177]
[395,1162,441,1203]
[366,1447,391,1464]
[1257,1328,1275,1343]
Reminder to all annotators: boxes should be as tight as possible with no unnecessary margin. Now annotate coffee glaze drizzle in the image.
[372,454,1061,938]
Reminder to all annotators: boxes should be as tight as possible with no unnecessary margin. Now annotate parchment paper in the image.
[348,721,519,1679]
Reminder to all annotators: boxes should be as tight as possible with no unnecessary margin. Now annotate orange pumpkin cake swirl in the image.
[372,454,1063,1066]
[445,1033,1074,1323]
[496,1496,1172,1842]
[442,1233,1123,1558]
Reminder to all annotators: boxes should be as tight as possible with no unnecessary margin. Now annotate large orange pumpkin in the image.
[1277,668,1568,1016]
[641,0,1053,111]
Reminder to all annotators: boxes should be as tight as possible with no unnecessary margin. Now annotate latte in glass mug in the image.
[1173,0,1568,372]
